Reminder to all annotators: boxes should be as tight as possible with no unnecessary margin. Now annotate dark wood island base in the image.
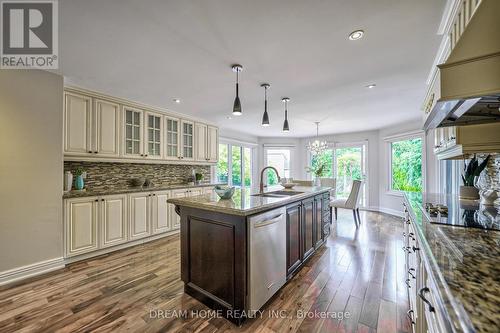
[170,187,331,325]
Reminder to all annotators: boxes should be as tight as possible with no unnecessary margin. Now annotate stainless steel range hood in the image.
[424,0,500,130]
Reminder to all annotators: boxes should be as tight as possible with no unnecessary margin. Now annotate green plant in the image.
[195,173,203,181]
[462,155,490,186]
[74,167,85,176]
[306,161,325,177]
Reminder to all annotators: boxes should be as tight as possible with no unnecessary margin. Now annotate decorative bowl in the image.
[131,178,146,187]
[281,182,298,189]
[214,185,235,199]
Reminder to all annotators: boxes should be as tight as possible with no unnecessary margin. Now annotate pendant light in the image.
[282,97,290,132]
[232,64,243,116]
[307,122,328,155]
[261,83,270,126]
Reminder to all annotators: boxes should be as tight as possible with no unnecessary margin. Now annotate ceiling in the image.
[60,0,447,138]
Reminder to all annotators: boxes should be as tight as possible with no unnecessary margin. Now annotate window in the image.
[216,142,253,187]
[389,137,423,192]
[265,149,291,185]
[311,150,333,177]
[216,143,229,183]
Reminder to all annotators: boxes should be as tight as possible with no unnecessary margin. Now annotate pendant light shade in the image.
[261,83,270,126]
[232,64,243,116]
[282,97,290,132]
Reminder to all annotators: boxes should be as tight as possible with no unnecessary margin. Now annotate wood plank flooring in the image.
[0,210,411,333]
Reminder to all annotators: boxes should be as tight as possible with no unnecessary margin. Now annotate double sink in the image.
[252,190,304,198]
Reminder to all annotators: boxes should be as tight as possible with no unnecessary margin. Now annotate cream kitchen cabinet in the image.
[65,195,128,257]
[168,188,204,230]
[434,122,500,159]
[145,112,163,159]
[195,123,208,161]
[123,106,145,158]
[65,197,99,257]
[100,194,128,248]
[128,192,151,240]
[202,186,214,194]
[195,123,219,162]
[151,191,172,234]
[181,120,195,161]
[165,116,181,160]
[64,93,120,157]
[64,92,93,155]
[64,87,218,164]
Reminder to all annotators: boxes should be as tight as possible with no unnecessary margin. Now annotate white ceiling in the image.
[60,0,446,138]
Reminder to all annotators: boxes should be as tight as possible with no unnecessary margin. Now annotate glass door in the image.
[216,143,253,188]
[264,148,291,185]
[146,112,162,159]
[181,120,194,160]
[124,107,143,157]
[333,144,366,206]
[165,117,180,160]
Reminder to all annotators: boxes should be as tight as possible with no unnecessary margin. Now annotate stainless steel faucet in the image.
[259,166,281,193]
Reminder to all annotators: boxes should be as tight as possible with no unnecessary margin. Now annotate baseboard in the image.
[0,257,65,286]
[362,206,404,218]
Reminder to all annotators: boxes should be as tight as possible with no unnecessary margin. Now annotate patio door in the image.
[333,143,367,206]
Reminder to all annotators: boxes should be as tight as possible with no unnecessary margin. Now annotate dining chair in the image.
[329,180,362,227]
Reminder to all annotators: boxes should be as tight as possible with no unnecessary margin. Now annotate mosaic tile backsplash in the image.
[64,161,211,192]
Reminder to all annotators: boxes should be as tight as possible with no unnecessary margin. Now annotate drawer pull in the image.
[402,246,411,253]
[405,278,411,288]
[412,246,420,252]
[418,287,435,312]
[408,268,416,279]
[406,310,415,325]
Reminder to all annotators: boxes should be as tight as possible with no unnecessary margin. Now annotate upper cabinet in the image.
[165,116,181,160]
[181,120,194,161]
[195,123,219,162]
[64,92,92,155]
[63,88,218,164]
[123,106,144,158]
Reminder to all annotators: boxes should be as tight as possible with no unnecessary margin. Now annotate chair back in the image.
[344,180,362,209]
[319,178,336,197]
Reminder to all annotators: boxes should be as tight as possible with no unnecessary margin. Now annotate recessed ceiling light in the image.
[366,84,376,89]
[173,98,181,103]
[349,30,364,41]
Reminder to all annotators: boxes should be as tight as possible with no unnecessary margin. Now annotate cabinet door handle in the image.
[101,199,104,202]
[405,279,411,288]
[88,151,93,154]
[94,151,98,154]
[408,268,416,279]
[95,199,98,202]
[412,246,420,252]
[254,214,284,228]
[418,287,435,312]
[406,310,415,325]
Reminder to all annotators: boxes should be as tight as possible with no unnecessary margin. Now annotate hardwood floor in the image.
[0,210,410,333]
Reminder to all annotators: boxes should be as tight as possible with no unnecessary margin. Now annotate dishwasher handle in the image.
[253,214,284,228]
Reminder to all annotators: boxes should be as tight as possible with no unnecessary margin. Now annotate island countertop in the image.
[167,185,332,216]
[404,192,500,333]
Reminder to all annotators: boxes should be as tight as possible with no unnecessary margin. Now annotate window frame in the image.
[215,138,257,188]
[385,130,426,196]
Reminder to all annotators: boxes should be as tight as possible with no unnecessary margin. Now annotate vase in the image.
[459,186,479,200]
[75,175,84,190]
[314,177,321,187]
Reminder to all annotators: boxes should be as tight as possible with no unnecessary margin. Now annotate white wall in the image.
[0,70,64,281]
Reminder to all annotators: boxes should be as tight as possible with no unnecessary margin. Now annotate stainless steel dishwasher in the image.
[248,207,286,311]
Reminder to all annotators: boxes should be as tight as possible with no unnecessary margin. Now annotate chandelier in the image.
[307,122,328,155]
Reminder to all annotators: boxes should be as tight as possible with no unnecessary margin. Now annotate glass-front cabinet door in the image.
[145,112,163,159]
[181,120,194,160]
[165,116,180,160]
[123,107,143,157]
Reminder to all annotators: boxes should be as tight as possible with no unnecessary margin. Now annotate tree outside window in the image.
[390,138,422,192]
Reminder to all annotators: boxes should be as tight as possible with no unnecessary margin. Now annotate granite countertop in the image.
[404,192,500,333]
[63,183,225,199]
[167,185,331,216]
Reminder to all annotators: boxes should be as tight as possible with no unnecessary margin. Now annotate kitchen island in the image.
[167,186,331,325]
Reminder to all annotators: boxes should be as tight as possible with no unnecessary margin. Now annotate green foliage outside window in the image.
[217,144,228,183]
[391,138,422,192]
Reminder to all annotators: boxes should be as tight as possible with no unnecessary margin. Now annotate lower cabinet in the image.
[129,193,151,240]
[65,188,214,258]
[286,192,330,278]
[100,194,128,248]
[286,202,302,277]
